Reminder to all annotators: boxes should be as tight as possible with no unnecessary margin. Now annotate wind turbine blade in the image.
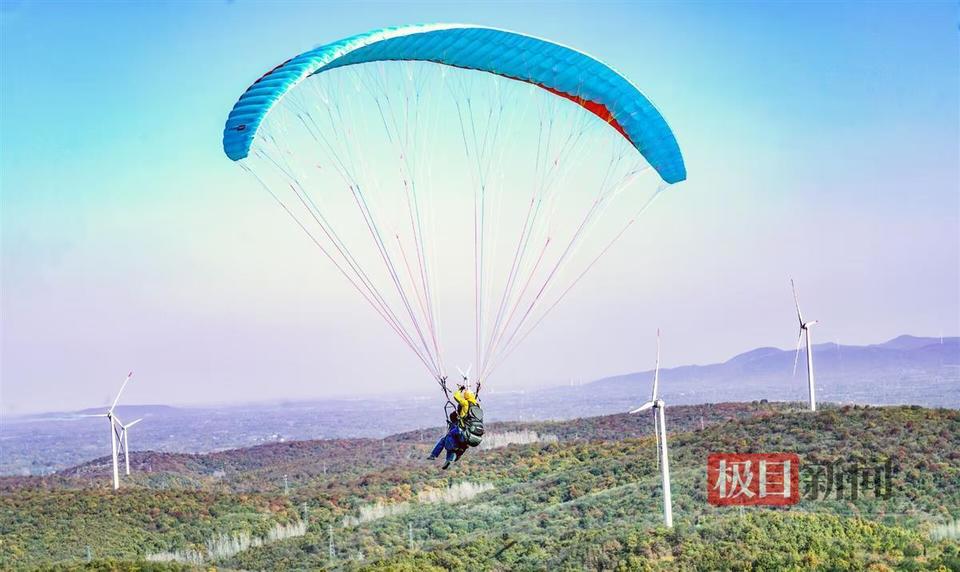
[465,364,472,379]
[109,372,134,414]
[791,279,804,325]
[652,329,661,401]
[124,418,143,429]
[792,330,804,377]
[630,401,655,414]
[79,413,109,418]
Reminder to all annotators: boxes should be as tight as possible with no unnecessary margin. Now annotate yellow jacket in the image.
[453,388,478,419]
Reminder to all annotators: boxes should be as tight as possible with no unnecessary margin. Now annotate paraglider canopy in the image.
[221,24,686,393]
[223,24,686,184]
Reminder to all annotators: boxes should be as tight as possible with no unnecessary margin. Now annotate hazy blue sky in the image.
[2,1,957,414]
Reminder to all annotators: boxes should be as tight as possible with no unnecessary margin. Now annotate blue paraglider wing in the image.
[222,24,686,184]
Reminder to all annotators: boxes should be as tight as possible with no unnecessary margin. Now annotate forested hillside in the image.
[2,403,958,571]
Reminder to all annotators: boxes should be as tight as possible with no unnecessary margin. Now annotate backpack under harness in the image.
[460,403,485,447]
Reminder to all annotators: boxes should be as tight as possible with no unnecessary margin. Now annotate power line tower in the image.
[328,523,336,562]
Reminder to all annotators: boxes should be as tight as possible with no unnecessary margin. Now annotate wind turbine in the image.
[791,279,819,412]
[88,372,142,489]
[457,363,481,394]
[629,330,672,528]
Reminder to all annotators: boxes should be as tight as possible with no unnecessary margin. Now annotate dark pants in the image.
[431,435,460,462]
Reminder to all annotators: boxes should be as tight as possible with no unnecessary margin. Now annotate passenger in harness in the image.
[428,411,466,470]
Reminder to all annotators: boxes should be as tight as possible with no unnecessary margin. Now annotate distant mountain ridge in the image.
[3,334,957,476]
[74,404,179,417]
[583,335,959,403]
[17,335,958,421]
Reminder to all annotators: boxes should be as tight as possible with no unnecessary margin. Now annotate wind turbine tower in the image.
[791,280,819,412]
[88,372,143,489]
[629,330,673,528]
